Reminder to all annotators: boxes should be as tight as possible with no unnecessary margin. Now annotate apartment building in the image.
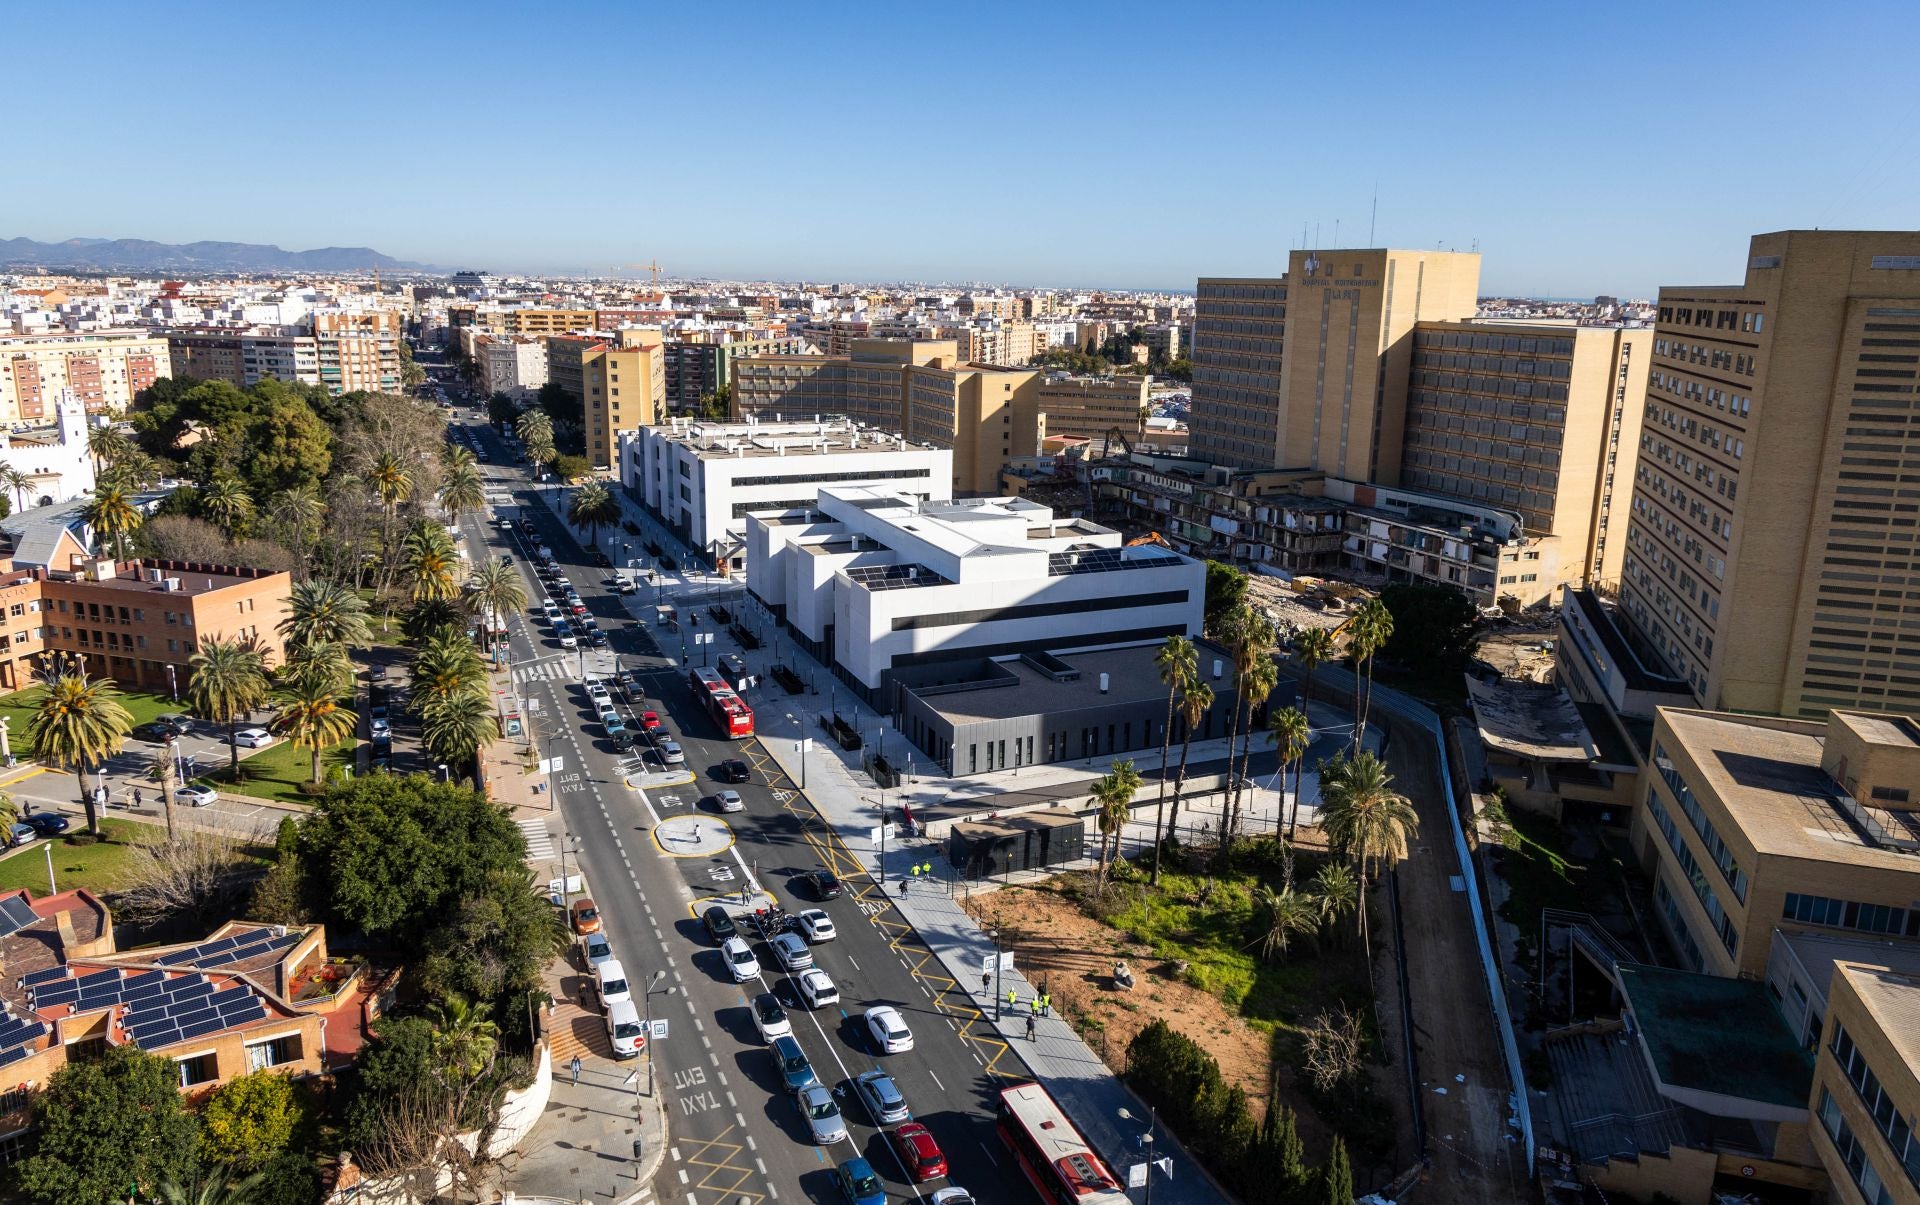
[733,353,848,419]
[0,556,291,693]
[310,312,402,394]
[581,333,665,469]
[745,486,1204,700]
[1322,477,1573,609]
[1618,230,1920,718]
[1034,374,1152,442]
[473,334,548,400]
[0,331,169,422]
[904,361,1045,495]
[166,329,318,390]
[1811,961,1920,1205]
[1186,251,1481,476]
[544,334,600,401]
[504,308,596,337]
[662,337,809,409]
[1404,321,1649,589]
[621,417,952,569]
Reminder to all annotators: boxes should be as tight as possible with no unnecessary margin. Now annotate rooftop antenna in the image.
[1369,185,1378,245]
[1334,219,1340,247]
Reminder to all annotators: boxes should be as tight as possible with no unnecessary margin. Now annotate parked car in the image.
[702,905,737,943]
[851,1071,910,1125]
[751,991,791,1041]
[865,1006,914,1054]
[640,711,662,731]
[769,1034,817,1095]
[587,679,610,702]
[587,629,608,648]
[595,958,632,1007]
[176,785,218,808]
[569,897,603,935]
[889,1122,948,1182]
[606,997,644,1058]
[717,759,751,783]
[712,790,744,813]
[771,932,813,972]
[796,1083,848,1145]
[720,936,759,982]
[7,822,36,847]
[581,932,614,968]
[797,909,837,943]
[131,721,178,742]
[154,714,194,736]
[834,1158,886,1205]
[795,969,839,1010]
[232,727,274,748]
[929,1190,976,1205]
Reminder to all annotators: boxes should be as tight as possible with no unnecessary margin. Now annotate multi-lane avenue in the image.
[454,410,1034,1205]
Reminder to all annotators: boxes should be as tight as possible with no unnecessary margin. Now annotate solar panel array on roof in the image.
[155,930,298,968]
[27,966,268,1051]
[0,896,39,939]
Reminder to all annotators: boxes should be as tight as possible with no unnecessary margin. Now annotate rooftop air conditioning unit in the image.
[163,577,182,592]
[145,568,165,584]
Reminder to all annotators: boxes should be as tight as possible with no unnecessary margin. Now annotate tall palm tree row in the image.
[568,482,619,547]
[1228,649,1277,847]
[185,638,270,778]
[438,462,486,524]
[1089,760,1143,891]
[401,522,461,606]
[1166,678,1214,847]
[1150,635,1197,886]
[1267,705,1311,880]
[1345,598,1394,751]
[79,484,142,560]
[365,450,415,605]
[1316,750,1419,959]
[28,671,132,834]
[277,579,373,652]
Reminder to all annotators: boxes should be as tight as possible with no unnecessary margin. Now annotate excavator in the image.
[1126,532,1173,550]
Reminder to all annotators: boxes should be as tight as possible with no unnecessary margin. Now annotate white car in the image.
[770,931,813,971]
[607,997,644,1059]
[587,679,610,702]
[369,717,392,738]
[232,727,274,748]
[795,969,839,1010]
[720,937,760,982]
[596,958,632,1007]
[865,1005,914,1054]
[556,627,578,648]
[658,739,685,766]
[176,785,218,807]
[930,1190,976,1205]
[796,909,837,943]
[750,991,791,1041]
[713,790,744,813]
[542,602,561,620]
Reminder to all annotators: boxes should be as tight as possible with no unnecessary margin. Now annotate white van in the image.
[606,997,644,1058]
[596,958,632,1007]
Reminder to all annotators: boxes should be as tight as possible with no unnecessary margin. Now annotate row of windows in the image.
[1654,878,1707,972]
[729,467,932,489]
[1785,892,1920,938]
[1819,1088,1901,1205]
[1645,791,1739,957]
[1650,745,1748,901]
[1830,1024,1920,1192]
[891,589,1191,632]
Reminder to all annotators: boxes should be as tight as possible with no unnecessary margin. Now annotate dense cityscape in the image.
[2,6,1918,1205]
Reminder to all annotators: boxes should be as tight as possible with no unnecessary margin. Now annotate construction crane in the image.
[621,261,665,284]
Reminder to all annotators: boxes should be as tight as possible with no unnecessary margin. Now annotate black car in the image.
[589,551,612,568]
[369,664,388,683]
[702,905,737,943]
[131,721,177,742]
[23,812,70,837]
[801,870,843,900]
[587,630,608,648]
[610,729,639,753]
[717,759,751,784]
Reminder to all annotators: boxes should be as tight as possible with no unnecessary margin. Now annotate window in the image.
[176,1052,219,1087]
[246,1033,302,1072]
[1784,892,1920,939]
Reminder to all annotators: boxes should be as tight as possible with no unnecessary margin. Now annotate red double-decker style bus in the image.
[996,1082,1132,1205]
[688,666,754,739]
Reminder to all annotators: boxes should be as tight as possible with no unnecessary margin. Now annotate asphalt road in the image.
[460,415,1034,1205]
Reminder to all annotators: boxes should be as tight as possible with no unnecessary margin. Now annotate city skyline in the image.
[11,2,1920,295]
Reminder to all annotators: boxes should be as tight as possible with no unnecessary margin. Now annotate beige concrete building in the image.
[1620,230,1920,718]
[165,329,319,391]
[1811,961,1920,1205]
[581,332,665,469]
[505,308,596,336]
[473,333,548,401]
[310,312,402,395]
[905,362,1045,495]
[1187,250,1481,477]
[1033,374,1152,442]
[733,353,848,419]
[1405,321,1649,590]
[0,331,169,422]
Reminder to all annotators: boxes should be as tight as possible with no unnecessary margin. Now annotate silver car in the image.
[659,739,685,766]
[852,1070,910,1125]
[771,931,813,971]
[795,1083,846,1145]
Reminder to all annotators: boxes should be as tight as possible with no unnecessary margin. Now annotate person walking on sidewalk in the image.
[1025,1014,1037,1042]
[570,1054,582,1085]
[1007,987,1018,1013]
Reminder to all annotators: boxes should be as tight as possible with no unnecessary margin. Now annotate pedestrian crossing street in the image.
[511,660,580,685]
[518,818,554,862]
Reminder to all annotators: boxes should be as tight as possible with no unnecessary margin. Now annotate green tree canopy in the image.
[1378,581,1480,676]
[16,1044,199,1205]
[199,1069,303,1171]
[1204,559,1248,637]
[536,380,582,435]
[551,453,591,482]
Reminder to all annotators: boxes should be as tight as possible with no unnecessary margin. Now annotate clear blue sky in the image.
[9,1,1920,296]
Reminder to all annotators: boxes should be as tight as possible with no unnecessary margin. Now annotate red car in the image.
[641,711,662,731]
[570,601,589,616]
[888,1123,947,1182]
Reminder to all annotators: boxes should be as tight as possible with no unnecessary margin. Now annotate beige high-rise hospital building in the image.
[581,332,665,470]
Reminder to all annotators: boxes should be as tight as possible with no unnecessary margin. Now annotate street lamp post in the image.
[786,713,806,789]
[643,970,670,1098]
[1118,1106,1160,1205]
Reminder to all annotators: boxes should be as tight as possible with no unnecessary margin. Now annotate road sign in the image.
[649,1018,669,1040]
[538,755,565,775]
[981,952,996,976]
[1129,1164,1147,1188]
[869,826,883,847]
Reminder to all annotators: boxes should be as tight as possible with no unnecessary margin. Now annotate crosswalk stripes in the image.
[518,818,555,862]
[511,661,573,685]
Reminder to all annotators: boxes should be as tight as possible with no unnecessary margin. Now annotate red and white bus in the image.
[996,1082,1132,1205]
[688,666,754,739]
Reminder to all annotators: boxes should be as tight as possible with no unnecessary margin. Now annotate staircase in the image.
[1542,1029,1691,1166]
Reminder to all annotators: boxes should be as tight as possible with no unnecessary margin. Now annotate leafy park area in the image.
[192,735,357,806]
[0,818,151,898]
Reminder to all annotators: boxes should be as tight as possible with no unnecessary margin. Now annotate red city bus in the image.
[688,666,754,739]
[995,1082,1132,1205]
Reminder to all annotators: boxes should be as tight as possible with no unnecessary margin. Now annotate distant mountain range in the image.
[0,237,439,274]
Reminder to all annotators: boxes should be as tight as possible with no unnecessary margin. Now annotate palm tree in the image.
[465,560,526,661]
[1215,605,1273,857]
[28,671,132,834]
[1229,651,1278,849]
[401,522,461,606]
[1166,679,1214,847]
[154,1169,267,1205]
[1089,760,1142,891]
[429,995,500,1083]
[365,450,415,606]
[515,409,553,447]
[0,465,31,514]
[269,484,326,569]
[1316,750,1419,958]
[526,436,556,477]
[1311,861,1357,949]
[272,673,356,786]
[568,482,619,547]
[98,450,162,492]
[1252,885,1320,962]
[149,745,178,843]
[442,443,477,472]
[85,424,130,474]
[1149,636,1197,887]
[280,640,354,697]
[0,790,20,836]
[419,690,496,770]
[186,638,270,778]
[79,484,141,560]
[199,476,254,541]
[1345,598,1394,751]
[1295,625,1335,712]
[1268,705,1311,880]
[278,579,372,652]
[438,462,486,524]
[411,626,489,716]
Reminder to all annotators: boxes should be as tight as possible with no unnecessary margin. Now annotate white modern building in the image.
[0,393,95,507]
[622,417,953,572]
[745,485,1205,700]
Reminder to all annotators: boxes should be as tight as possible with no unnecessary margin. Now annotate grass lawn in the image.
[193,737,357,806]
[1099,852,1374,1035]
[0,818,153,898]
[0,684,178,739]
